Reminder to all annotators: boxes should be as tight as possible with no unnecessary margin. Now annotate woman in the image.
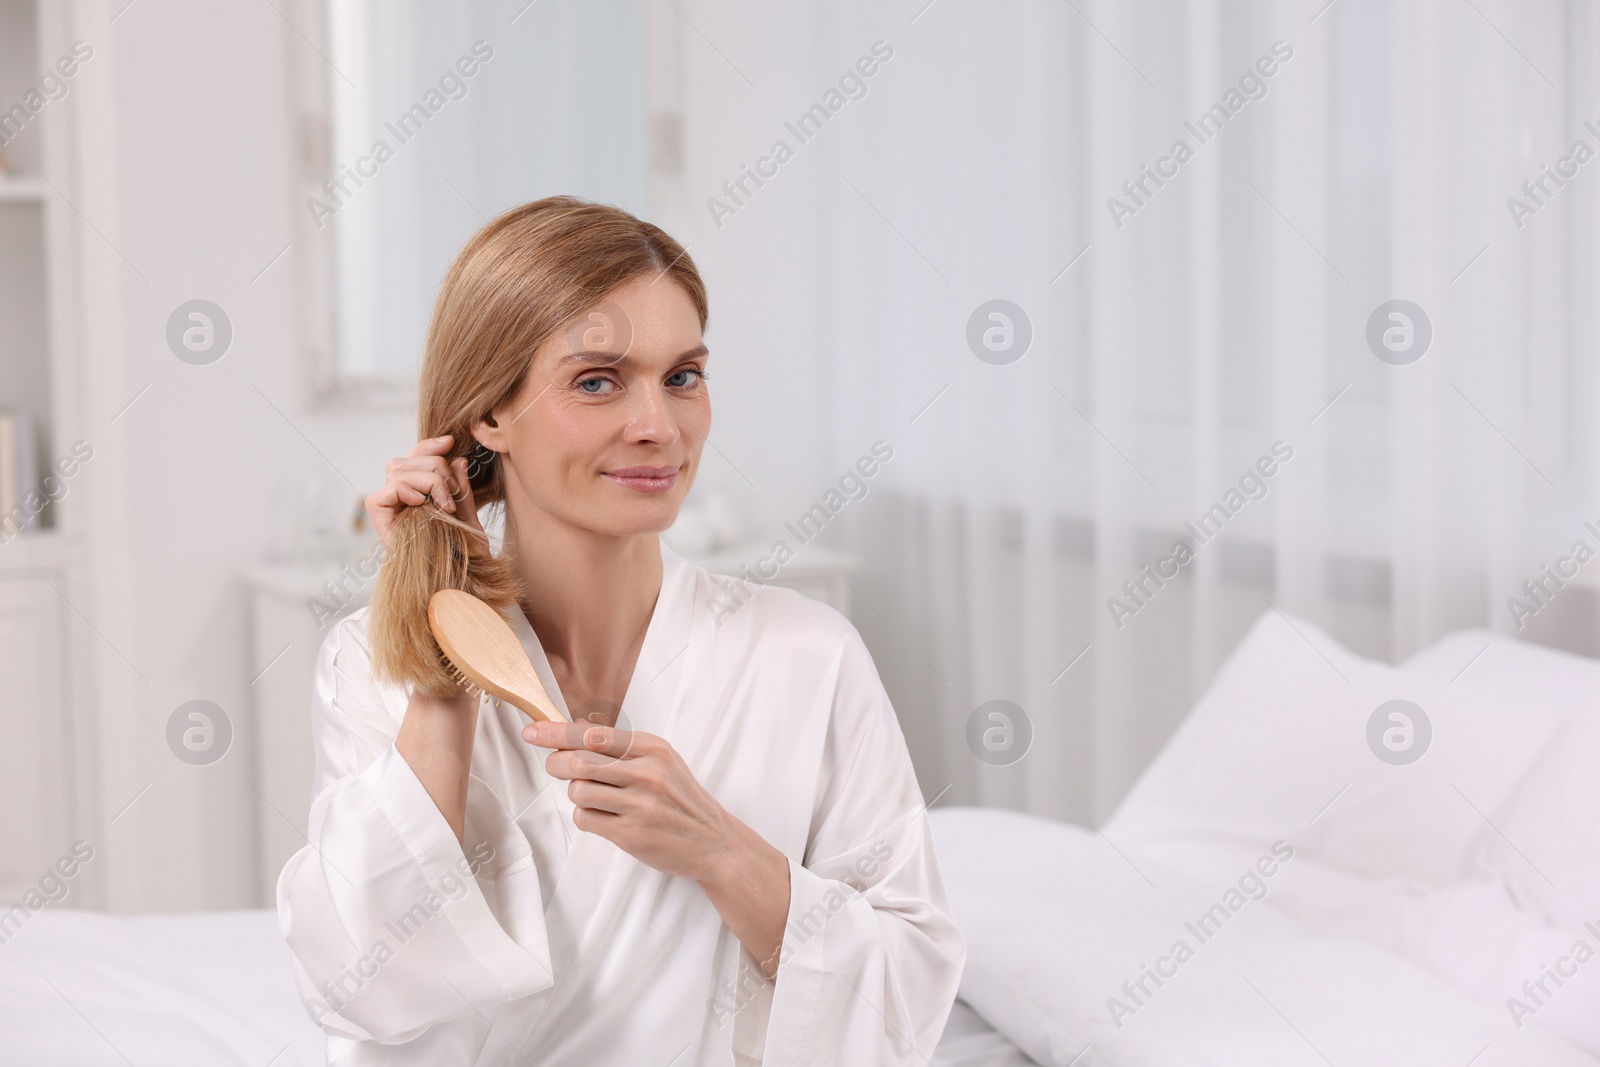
[277,197,964,1065]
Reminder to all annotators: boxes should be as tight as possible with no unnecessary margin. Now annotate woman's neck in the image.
[499,495,663,722]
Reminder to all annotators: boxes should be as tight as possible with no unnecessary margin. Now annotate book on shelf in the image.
[0,409,40,538]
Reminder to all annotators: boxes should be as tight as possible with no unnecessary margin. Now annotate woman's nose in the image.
[624,385,682,445]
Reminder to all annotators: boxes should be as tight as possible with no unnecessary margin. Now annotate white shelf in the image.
[0,177,46,203]
[0,0,98,910]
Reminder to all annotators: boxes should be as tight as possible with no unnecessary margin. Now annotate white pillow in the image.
[1404,629,1600,723]
[1470,711,1600,933]
[1405,628,1600,931]
[1105,612,1569,887]
[930,806,1595,1066]
[1255,850,1600,1055]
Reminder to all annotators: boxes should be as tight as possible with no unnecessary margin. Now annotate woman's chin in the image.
[584,500,687,539]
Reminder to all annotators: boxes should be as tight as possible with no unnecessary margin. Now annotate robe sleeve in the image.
[762,626,966,1065]
[274,613,555,1045]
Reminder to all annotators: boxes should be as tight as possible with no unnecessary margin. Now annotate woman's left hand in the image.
[524,721,733,880]
[524,719,794,973]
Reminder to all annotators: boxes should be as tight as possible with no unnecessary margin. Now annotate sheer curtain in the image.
[667,0,1600,823]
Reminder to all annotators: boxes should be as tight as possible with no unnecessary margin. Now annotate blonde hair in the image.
[369,196,708,697]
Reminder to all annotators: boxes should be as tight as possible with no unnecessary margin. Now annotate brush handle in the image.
[505,688,568,724]
[427,588,571,723]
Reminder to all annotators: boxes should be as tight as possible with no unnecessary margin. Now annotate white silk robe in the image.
[276,544,964,1065]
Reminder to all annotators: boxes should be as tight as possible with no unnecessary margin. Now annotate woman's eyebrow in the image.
[556,344,709,368]
[559,351,632,368]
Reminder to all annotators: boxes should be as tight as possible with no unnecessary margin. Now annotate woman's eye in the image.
[667,368,705,389]
[576,376,616,394]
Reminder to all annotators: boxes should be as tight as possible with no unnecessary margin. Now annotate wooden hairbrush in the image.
[427,589,570,722]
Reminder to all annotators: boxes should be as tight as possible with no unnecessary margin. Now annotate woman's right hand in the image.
[365,435,482,547]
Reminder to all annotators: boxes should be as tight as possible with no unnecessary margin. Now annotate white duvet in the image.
[928,614,1600,1066]
[0,907,1023,1066]
[932,807,1597,1067]
[0,909,324,1066]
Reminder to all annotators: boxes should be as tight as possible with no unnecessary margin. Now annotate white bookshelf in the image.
[0,0,93,908]
[0,0,57,532]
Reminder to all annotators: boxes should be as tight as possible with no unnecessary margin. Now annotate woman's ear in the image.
[475,354,540,454]
[472,411,509,455]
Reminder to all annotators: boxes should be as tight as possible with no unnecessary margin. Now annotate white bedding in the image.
[1103,615,1569,889]
[0,909,324,1066]
[932,1000,1038,1067]
[1102,614,1600,1056]
[0,906,1029,1065]
[931,806,1597,1067]
[921,617,1600,1066]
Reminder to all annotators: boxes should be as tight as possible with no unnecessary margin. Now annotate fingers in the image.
[366,435,487,544]
[406,434,454,458]
[567,778,629,815]
[368,481,430,510]
[572,806,624,836]
[524,721,646,759]
[524,721,589,750]
[366,481,427,544]
[384,455,461,512]
[542,747,635,785]
[364,496,394,544]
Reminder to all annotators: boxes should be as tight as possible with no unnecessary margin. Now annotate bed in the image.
[4,613,1596,1065]
[932,615,1600,1066]
[0,907,1031,1065]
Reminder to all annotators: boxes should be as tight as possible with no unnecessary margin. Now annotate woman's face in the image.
[475,274,710,539]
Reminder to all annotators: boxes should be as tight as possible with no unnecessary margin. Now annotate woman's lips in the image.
[602,465,680,493]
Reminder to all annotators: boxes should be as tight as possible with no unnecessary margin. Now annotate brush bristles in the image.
[441,654,481,699]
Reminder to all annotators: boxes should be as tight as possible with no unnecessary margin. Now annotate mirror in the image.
[291,0,651,402]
